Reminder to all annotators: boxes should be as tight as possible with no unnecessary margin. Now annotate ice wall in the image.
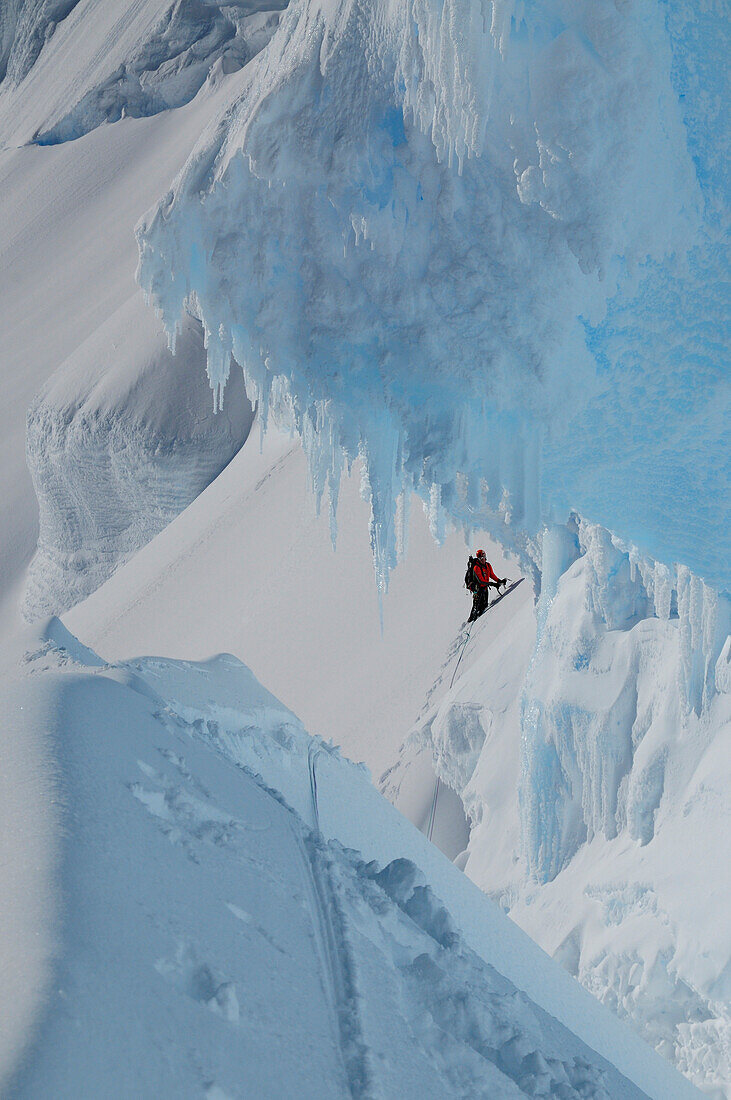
[24,297,253,619]
[521,517,730,885]
[137,0,727,592]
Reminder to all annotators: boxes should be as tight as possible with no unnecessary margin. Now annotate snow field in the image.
[0,648,60,1096]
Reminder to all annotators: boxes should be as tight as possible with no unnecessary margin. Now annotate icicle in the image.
[653,562,673,621]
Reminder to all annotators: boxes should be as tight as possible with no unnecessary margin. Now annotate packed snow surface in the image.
[137,0,729,592]
[3,619,698,1099]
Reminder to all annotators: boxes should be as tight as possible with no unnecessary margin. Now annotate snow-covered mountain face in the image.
[135,0,727,595]
[0,0,728,1096]
[0,0,287,147]
[0,2,282,623]
[24,303,253,619]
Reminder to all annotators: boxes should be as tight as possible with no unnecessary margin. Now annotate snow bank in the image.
[136,0,727,591]
[5,620,697,1098]
[0,0,287,149]
[24,296,253,619]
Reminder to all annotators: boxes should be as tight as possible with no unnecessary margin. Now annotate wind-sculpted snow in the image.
[137,0,727,592]
[24,298,253,619]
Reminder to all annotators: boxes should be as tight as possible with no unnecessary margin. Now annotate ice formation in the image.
[130,4,731,1078]
[137,0,727,593]
[521,518,730,884]
[24,298,253,619]
[401,515,730,1095]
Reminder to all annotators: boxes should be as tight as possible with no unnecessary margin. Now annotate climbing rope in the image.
[426,776,440,842]
[449,620,474,690]
[308,742,321,832]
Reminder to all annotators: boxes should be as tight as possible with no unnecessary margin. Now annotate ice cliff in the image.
[24,296,253,619]
[136,0,728,594]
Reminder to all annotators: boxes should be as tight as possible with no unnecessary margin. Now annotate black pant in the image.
[468,585,493,621]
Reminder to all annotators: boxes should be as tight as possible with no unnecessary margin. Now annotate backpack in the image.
[464,556,478,592]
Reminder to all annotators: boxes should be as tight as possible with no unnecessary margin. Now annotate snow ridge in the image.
[34,1,286,146]
[7,624,695,1098]
[0,0,287,149]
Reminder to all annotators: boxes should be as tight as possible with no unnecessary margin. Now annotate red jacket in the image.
[473,559,499,587]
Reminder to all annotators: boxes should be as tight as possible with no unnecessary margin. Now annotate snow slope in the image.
[0,0,286,148]
[0,39,267,626]
[3,618,698,1099]
[65,421,510,842]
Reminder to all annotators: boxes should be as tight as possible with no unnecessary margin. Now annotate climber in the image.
[465,549,506,622]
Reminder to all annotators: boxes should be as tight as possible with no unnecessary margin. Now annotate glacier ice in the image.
[520,517,730,885]
[137,0,727,593]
